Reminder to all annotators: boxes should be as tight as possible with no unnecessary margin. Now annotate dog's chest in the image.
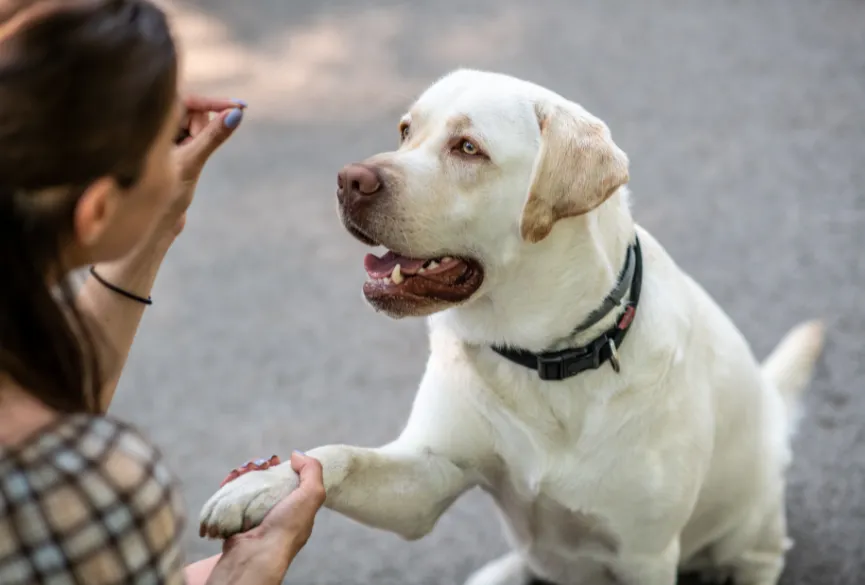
[485,461,624,583]
[477,401,629,580]
[470,364,644,582]
[460,345,681,581]
[492,469,619,549]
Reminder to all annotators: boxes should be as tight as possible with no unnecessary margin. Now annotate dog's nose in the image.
[337,164,382,200]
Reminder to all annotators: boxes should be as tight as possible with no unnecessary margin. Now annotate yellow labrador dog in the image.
[200,70,825,585]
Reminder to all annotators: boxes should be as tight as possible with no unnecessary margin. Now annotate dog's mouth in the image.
[340,214,484,309]
[362,250,484,305]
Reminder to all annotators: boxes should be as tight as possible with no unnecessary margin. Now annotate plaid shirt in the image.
[0,414,187,584]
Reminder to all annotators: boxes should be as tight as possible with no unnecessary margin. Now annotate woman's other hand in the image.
[207,452,327,585]
[245,452,326,556]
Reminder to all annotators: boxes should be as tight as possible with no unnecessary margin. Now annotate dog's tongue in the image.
[364,251,427,278]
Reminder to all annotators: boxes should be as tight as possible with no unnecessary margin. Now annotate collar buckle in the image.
[537,353,568,381]
[536,337,607,381]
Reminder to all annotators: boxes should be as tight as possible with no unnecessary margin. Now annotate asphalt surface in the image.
[113,1,865,583]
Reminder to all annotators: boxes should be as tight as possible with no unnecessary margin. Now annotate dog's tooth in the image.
[391,264,404,284]
[427,260,439,270]
[383,277,391,284]
[442,256,453,263]
[418,266,426,273]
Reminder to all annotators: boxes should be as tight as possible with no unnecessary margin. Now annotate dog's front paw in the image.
[199,463,298,539]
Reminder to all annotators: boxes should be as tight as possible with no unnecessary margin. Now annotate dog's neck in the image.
[430,188,636,353]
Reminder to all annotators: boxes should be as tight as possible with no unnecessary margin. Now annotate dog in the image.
[199,69,825,585]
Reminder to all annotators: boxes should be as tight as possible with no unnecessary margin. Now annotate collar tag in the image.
[608,339,621,373]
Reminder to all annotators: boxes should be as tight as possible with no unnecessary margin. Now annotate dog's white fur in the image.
[200,70,825,585]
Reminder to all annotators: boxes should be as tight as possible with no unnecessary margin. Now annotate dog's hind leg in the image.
[727,515,789,585]
[464,552,530,585]
[707,501,790,585]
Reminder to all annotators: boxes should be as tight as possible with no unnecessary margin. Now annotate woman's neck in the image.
[0,376,58,447]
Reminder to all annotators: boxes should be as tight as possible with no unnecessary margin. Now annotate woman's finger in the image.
[291,452,324,487]
[178,107,244,171]
[175,96,246,147]
[183,95,246,114]
[289,452,326,508]
[188,110,210,137]
[174,112,209,146]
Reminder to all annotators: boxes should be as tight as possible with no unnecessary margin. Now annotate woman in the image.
[0,1,324,583]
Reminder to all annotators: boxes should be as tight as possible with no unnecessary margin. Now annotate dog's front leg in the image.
[200,339,493,541]
[308,442,475,540]
[198,441,474,540]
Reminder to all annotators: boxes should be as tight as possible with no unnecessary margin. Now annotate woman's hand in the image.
[156,95,247,241]
[230,452,326,556]
[77,96,247,412]
[203,452,327,585]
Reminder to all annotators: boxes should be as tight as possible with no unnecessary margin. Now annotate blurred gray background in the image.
[114,0,865,583]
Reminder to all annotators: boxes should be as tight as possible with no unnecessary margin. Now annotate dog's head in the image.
[336,69,629,319]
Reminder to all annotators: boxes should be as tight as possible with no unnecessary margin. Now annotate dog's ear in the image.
[519,102,629,244]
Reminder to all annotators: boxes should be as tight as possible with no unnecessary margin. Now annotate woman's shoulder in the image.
[0,414,187,584]
[0,413,181,498]
[3,413,163,463]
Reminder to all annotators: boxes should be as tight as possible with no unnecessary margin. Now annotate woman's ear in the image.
[73,177,120,249]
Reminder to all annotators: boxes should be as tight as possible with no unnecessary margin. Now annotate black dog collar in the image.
[491,236,643,381]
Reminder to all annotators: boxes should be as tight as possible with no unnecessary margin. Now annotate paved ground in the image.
[113,0,864,583]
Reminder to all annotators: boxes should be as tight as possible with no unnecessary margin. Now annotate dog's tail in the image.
[761,319,826,428]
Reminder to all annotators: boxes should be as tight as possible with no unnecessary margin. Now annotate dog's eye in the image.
[460,140,479,155]
[400,124,410,141]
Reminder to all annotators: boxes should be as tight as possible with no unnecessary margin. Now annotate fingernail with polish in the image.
[293,450,306,456]
[224,108,243,129]
[231,98,248,107]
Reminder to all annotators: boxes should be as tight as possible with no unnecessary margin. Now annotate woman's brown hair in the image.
[0,0,178,413]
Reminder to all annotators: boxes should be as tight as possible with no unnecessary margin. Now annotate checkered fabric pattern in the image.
[0,414,187,584]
